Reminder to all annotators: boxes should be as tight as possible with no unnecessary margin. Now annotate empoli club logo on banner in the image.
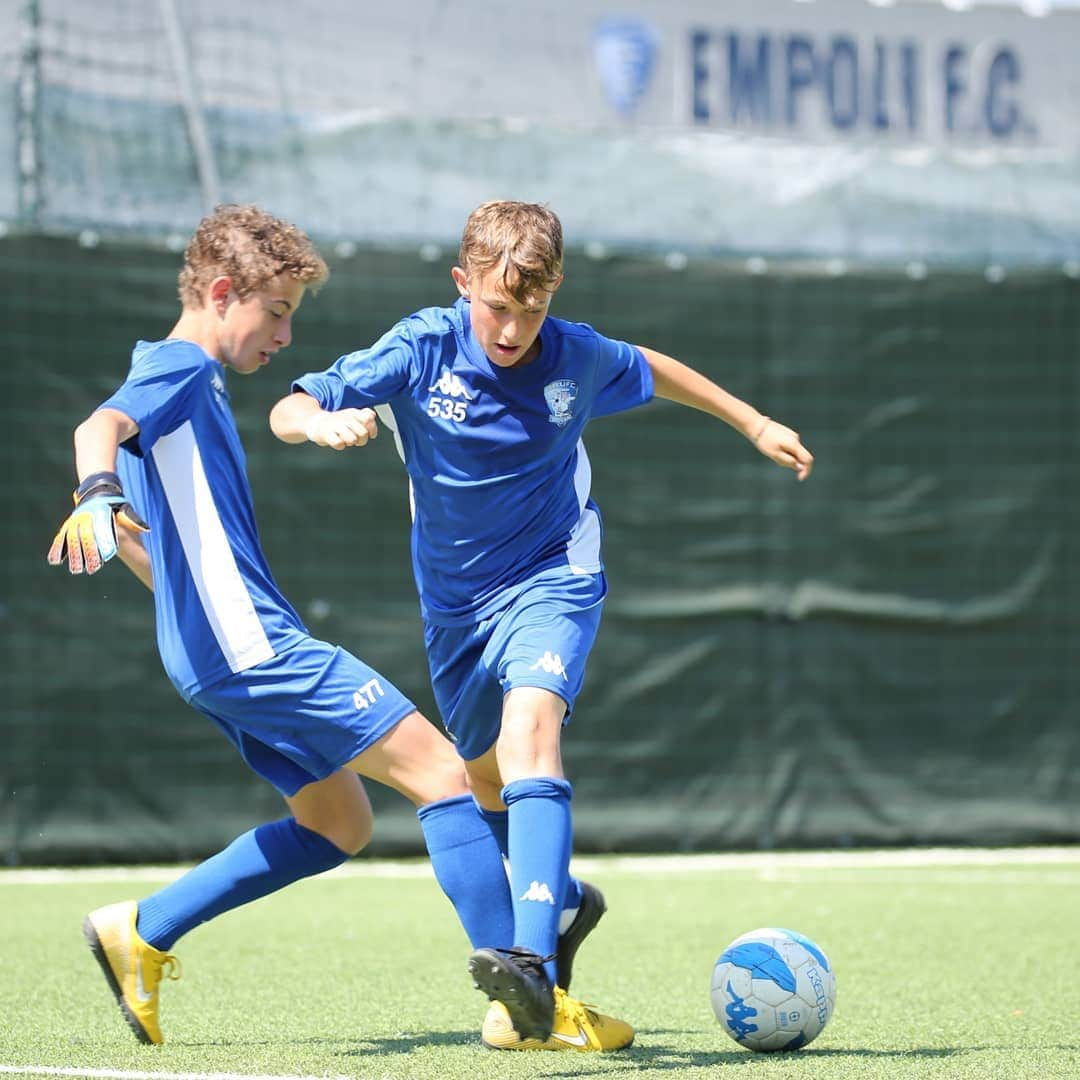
[593,17,659,118]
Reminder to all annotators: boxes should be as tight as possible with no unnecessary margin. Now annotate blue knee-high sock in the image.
[418,794,514,950]
[503,777,573,984]
[135,818,347,951]
[475,800,583,921]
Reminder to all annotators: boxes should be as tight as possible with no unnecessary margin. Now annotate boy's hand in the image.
[47,472,149,575]
[304,407,379,451]
[753,419,814,481]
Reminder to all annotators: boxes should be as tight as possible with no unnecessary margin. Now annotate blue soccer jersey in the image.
[294,299,653,625]
[104,339,307,696]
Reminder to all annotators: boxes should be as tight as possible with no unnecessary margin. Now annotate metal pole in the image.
[158,0,222,210]
[15,0,43,225]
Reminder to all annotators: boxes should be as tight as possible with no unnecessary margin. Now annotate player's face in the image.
[453,266,560,368]
[220,274,306,375]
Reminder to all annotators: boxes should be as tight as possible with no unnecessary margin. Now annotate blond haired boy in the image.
[272,201,813,1049]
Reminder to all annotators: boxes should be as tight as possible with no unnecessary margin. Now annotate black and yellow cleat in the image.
[469,945,555,1042]
[83,900,180,1045]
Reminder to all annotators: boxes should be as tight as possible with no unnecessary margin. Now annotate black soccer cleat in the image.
[556,880,607,991]
[469,945,555,1042]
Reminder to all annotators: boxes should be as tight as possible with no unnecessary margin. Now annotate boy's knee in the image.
[295,805,373,856]
[326,813,373,857]
[426,758,471,803]
[466,770,504,810]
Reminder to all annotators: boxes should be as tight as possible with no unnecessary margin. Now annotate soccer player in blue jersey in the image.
[270,201,814,1050]
[46,204,576,1049]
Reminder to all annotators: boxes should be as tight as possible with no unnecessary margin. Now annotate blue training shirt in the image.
[103,339,307,697]
[294,299,654,625]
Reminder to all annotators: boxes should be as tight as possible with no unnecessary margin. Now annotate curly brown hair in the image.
[177,204,329,307]
[458,201,563,302]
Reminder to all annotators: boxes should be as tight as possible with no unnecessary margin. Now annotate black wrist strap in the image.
[75,471,123,503]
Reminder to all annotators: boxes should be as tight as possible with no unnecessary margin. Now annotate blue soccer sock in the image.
[418,794,514,950]
[135,818,347,951]
[502,776,573,984]
[475,800,584,929]
[474,802,509,853]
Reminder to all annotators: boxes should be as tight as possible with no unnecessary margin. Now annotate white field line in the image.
[1,846,1079,885]
[751,868,1080,886]
[0,1069,351,1080]
[585,845,1080,873]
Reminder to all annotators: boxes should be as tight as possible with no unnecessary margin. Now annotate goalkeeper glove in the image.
[47,471,149,575]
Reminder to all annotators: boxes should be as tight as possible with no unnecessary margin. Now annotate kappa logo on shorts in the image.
[353,678,385,710]
[529,651,569,681]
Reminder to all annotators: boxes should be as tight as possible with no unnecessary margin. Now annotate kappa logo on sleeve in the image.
[209,369,228,408]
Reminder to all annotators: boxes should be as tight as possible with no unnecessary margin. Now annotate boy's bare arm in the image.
[117,527,154,591]
[641,347,814,481]
[270,391,379,451]
[81,409,154,586]
[269,390,323,443]
[49,408,150,575]
[72,408,140,478]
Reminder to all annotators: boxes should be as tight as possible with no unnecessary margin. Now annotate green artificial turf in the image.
[1,851,1078,1079]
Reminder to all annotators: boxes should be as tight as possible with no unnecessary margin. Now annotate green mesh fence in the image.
[3,234,1078,863]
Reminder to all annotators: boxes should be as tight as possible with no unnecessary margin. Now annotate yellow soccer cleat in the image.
[482,986,634,1052]
[82,900,181,1045]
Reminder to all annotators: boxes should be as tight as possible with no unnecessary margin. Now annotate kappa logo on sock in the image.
[519,880,557,905]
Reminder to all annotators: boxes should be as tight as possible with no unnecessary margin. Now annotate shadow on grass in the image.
[340,1031,481,1054]
[171,1032,479,1052]
[530,1034,1080,1074]
[175,1030,1080,1069]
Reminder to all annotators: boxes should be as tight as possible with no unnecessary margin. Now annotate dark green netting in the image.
[3,235,1077,863]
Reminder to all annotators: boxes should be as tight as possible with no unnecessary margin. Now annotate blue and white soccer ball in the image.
[710,927,837,1052]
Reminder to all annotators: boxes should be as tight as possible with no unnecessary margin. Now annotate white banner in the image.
[294,0,1080,150]
[9,0,1080,261]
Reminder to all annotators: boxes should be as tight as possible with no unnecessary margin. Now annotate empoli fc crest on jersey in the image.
[544,379,579,427]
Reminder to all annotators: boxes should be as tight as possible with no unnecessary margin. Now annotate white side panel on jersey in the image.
[374,403,415,520]
[567,439,601,574]
[152,421,275,672]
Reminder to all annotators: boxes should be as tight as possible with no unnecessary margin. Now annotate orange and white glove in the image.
[47,471,149,574]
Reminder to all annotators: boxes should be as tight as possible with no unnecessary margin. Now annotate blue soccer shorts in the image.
[188,636,416,796]
[424,568,607,761]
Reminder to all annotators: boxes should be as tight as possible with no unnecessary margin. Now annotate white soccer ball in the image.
[710,926,837,1052]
